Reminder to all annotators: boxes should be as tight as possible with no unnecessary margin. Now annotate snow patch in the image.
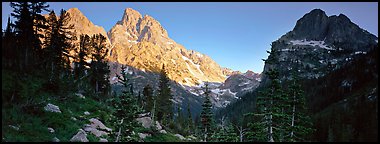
[128,40,137,44]
[290,39,334,50]
[238,81,251,87]
[242,86,254,91]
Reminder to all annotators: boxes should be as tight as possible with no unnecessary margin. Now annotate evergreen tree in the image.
[10,2,36,71]
[284,71,314,142]
[10,2,49,72]
[42,9,75,93]
[2,16,17,70]
[88,34,110,96]
[248,49,286,142]
[156,64,173,126]
[185,102,194,135]
[108,65,142,142]
[143,84,154,113]
[73,34,91,92]
[200,83,214,142]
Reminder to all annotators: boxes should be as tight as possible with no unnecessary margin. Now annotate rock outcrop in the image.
[262,9,378,83]
[44,103,62,113]
[70,129,89,142]
[107,8,227,87]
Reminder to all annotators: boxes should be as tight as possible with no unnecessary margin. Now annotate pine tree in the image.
[108,65,142,142]
[284,71,314,142]
[143,84,154,113]
[200,83,214,142]
[74,34,91,93]
[88,34,110,96]
[247,49,286,142]
[10,2,36,71]
[156,64,173,126]
[10,2,49,72]
[185,102,194,135]
[2,16,17,70]
[42,9,75,93]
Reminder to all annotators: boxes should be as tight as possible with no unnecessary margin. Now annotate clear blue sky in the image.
[2,2,378,73]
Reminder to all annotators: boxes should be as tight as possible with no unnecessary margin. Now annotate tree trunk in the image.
[290,94,296,139]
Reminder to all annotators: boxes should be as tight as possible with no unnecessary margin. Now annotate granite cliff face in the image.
[262,9,378,83]
[107,8,227,87]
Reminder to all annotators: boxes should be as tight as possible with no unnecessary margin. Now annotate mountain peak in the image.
[121,8,142,25]
[292,9,329,40]
[308,9,327,16]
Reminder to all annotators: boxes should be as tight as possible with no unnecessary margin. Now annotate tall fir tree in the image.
[247,48,287,142]
[143,84,154,113]
[108,65,142,142]
[88,34,110,96]
[284,71,314,142]
[2,16,17,70]
[200,83,214,142]
[43,9,75,92]
[185,102,194,135]
[156,64,173,126]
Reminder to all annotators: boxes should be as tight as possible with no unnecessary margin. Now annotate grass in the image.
[144,133,182,142]
[2,90,114,142]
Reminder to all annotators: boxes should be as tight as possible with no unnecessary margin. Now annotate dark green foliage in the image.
[42,9,75,94]
[200,83,214,142]
[108,66,142,142]
[307,46,378,142]
[156,64,173,126]
[88,34,110,97]
[143,84,154,113]
[283,72,314,142]
[184,102,194,135]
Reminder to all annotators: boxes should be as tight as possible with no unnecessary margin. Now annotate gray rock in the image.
[71,117,77,121]
[84,111,90,115]
[138,112,150,118]
[44,103,61,113]
[70,129,88,142]
[89,118,112,132]
[138,133,151,139]
[155,121,162,130]
[159,130,167,134]
[174,134,185,140]
[75,93,85,99]
[52,137,60,142]
[47,127,55,133]
[8,125,19,131]
[136,117,153,128]
[99,138,108,142]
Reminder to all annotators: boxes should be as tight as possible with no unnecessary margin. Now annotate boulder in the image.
[47,127,55,133]
[52,137,60,142]
[174,134,185,140]
[84,111,90,115]
[138,112,150,118]
[70,129,89,142]
[44,103,61,113]
[75,93,85,99]
[155,121,162,130]
[71,117,77,121]
[99,138,108,142]
[89,118,112,132]
[159,130,167,134]
[83,125,108,137]
[136,117,153,128]
[138,133,151,139]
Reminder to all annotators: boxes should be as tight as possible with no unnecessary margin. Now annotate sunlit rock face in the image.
[107,8,227,87]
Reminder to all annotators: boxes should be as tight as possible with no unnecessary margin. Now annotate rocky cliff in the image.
[107,8,227,87]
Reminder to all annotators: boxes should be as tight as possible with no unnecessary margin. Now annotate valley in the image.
[2,2,378,142]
